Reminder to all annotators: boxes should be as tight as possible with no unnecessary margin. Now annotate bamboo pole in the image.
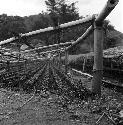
[66,26,93,50]
[0,16,93,46]
[91,22,104,96]
[83,58,86,72]
[19,42,72,54]
[65,48,69,74]
[91,0,118,96]
[95,0,119,25]
[10,41,72,55]
[22,16,93,36]
[58,51,61,69]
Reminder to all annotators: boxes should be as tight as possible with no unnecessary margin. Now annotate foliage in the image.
[0,14,26,41]
[45,0,79,25]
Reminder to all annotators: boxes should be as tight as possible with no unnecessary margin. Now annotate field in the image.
[0,60,123,125]
[0,46,123,124]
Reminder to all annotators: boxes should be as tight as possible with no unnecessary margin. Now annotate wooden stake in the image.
[58,51,61,69]
[65,48,69,74]
[83,57,86,72]
[92,22,104,96]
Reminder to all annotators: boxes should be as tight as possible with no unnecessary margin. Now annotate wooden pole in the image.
[58,51,61,69]
[14,42,72,54]
[66,26,93,50]
[83,57,86,72]
[0,16,93,46]
[65,48,69,74]
[91,22,104,96]
[95,0,119,25]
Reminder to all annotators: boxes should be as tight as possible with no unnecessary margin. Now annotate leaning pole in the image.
[91,0,119,96]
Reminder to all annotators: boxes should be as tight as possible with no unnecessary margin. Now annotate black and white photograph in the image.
[0,0,123,124]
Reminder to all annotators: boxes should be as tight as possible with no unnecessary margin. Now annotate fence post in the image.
[83,57,86,72]
[65,48,69,74]
[58,51,61,69]
[6,60,10,72]
[24,60,27,74]
[92,22,104,96]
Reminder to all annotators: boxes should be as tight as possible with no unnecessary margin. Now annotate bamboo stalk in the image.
[91,23,104,96]
[0,16,93,46]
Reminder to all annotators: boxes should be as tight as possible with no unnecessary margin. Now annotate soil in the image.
[0,71,123,125]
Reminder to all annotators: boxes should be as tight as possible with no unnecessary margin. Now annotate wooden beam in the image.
[22,16,93,37]
[91,0,119,96]
[66,25,93,50]
[0,16,93,46]
[17,42,72,54]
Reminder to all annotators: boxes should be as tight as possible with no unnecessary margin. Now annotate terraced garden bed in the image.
[0,66,123,125]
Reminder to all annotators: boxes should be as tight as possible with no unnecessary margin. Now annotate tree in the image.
[59,2,79,23]
[45,0,79,25]
[45,0,64,13]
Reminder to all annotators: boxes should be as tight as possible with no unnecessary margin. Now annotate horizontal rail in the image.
[0,37,17,46]
[14,25,93,54]
[0,16,93,46]
[72,68,93,78]
[17,41,73,54]
[0,42,72,60]
[22,16,93,36]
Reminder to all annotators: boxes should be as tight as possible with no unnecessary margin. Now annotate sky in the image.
[0,0,123,33]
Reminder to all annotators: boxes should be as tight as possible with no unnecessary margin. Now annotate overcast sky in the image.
[0,0,123,32]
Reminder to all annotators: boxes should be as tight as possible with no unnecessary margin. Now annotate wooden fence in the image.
[0,0,119,95]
